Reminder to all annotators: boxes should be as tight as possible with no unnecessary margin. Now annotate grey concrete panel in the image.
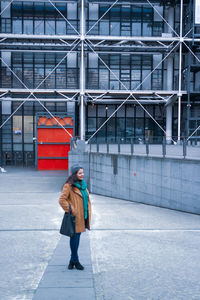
[39,272,93,288]
[33,287,95,300]
[85,152,200,214]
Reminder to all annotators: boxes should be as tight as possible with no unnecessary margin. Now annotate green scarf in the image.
[74,180,88,220]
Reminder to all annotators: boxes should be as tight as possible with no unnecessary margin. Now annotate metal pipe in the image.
[0,33,199,42]
[0,98,167,104]
[0,88,183,95]
[80,0,85,140]
[178,0,183,142]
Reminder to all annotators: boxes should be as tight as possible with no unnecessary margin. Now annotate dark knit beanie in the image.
[71,164,82,175]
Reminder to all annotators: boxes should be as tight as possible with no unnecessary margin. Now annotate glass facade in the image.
[1,52,79,90]
[87,53,168,90]
[0,0,200,166]
[87,4,165,36]
[1,2,79,35]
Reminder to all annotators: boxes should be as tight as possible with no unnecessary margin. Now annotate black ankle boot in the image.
[75,262,84,270]
[68,261,74,270]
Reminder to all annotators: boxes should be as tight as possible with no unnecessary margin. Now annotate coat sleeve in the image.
[59,183,74,214]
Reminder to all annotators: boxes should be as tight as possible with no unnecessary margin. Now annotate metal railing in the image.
[84,136,200,159]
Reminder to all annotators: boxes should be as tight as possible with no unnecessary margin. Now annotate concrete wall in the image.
[69,151,200,215]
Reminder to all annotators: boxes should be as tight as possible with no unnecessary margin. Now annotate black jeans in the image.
[70,233,81,263]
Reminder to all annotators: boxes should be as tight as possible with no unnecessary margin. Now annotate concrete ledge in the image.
[33,233,95,300]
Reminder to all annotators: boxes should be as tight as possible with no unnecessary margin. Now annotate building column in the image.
[165,6,174,143]
[1,2,11,120]
[178,0,183,142]
[79,0,86,140]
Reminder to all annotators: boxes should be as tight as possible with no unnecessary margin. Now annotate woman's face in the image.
[76,168,84,181]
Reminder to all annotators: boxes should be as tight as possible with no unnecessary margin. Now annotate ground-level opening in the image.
[0,100,199,167]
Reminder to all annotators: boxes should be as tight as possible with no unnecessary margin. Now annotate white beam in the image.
[0,88,187,95]
[0,34,78,40]
[0,33,200,43]
[178,0,183,142]
[80,0,86,140]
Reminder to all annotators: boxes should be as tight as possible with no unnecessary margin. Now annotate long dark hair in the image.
[66,173,78,186]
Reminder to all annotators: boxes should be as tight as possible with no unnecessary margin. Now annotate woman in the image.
[59,164,91,270]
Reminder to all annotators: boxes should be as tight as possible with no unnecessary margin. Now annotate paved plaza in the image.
[0,168,200,299]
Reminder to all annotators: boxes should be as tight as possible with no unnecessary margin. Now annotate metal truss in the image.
[0,0,200,143]
[0,39,80,138]
[85,38,178,143]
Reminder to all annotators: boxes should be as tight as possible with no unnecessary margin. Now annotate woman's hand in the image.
[70,205,76,215]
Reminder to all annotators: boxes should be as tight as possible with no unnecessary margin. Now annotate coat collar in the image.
[73,186,83,198]
[73,186,89,199]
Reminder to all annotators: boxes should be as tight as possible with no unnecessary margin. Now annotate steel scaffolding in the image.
[0,0,199,143]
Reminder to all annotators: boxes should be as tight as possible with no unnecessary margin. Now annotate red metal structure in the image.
[36,113,74,170]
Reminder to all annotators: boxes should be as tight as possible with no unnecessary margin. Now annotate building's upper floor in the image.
[0,0,199,38]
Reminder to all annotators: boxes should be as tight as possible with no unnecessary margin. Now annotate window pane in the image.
[56,66,66,88]
[110,81,119,90]
[13,67,23,88]
[88,104,96,117]
[100,21,109,35]
[89,3,98,20]
[107,117,115,141]
[45,67,55,89]
[142,70,151,89]
[132,22,141,36]
[116,118,125,138]
[24,19,33,34]
[97,117,106,142]
[34,2,44,17]
[110,69,119,80]
[67,53,76,68]
[67,69,78,89]
[24,67,34,88]
[35,20,44,35]
[13,19,22,34]
[143,23,152,36]
[87,118,96,136]
[56,20,66,34]
[87,69,98,89]
[45,20,55,34]
[34,67,45,89]
[135,118,144,137]
[110,6,120,20]
[67,3,77,20]
[110,22,120,35]
[99,69,109,89]
[99,6,109,19]
[126,118,134,138]
[132,7,142,21]
[24,116,33,143]
[13,116,22,143]
[142,55,152,70]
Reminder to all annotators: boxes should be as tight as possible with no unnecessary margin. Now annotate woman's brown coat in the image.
[59,183,91,233]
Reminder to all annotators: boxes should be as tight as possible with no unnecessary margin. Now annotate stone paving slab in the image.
[33,234,95,300]
[33,287,95,300]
